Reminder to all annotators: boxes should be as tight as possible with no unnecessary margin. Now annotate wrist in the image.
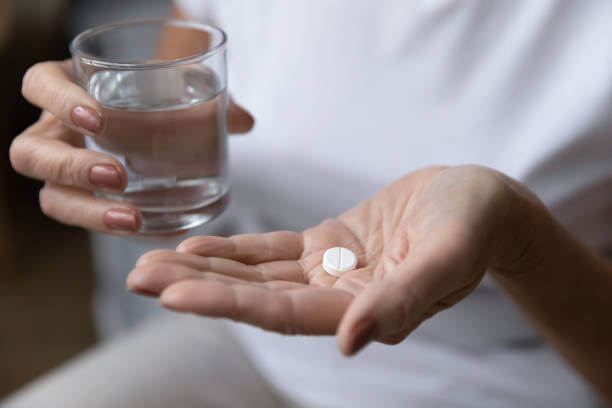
[489,175,558,278]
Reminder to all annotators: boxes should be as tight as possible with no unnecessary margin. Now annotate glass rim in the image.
[69,18,227,70]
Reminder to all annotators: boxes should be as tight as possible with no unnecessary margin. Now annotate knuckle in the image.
[8,137,29,174]
[21,62,45,98]
[457,165,504,188]
[270,297,298,335]
[54,152,80,186]
[23,61,78,115]
[48,81,74,114]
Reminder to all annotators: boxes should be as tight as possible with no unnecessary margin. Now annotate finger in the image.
[337,240,466,356]
[128,262,258,295]
[336,281,412,356]
[257,260,307,283]
[226,98,254,134]
[39,182,140,235]
[128,259,308,296]
[177,231,303,265]
[262,281,309,291]
[22,60,104,135]
[10,123,127,191]
[134,249,306,283]
[160,280,353,335]
[135,250,263,279]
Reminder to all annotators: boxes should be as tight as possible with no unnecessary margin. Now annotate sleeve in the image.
[174,0,219,24]
[522,112,612,259]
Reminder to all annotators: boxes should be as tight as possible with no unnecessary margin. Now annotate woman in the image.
[6,0,612,406]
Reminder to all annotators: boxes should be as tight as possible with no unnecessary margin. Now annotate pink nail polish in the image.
[71,105,102,133]
[104,209,139,232]
[90,164,122,189]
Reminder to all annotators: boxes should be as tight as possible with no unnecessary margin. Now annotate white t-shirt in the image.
[95,1,612,406]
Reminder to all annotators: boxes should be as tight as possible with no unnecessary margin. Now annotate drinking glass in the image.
[70,19,229,234]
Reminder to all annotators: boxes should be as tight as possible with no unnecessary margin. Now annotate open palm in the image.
[128,165,522,354]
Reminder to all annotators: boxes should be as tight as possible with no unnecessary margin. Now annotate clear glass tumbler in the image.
[70,19,229,234]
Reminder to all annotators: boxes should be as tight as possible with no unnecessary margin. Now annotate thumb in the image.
[336,278,428,356]
[226,97,254,134]
[337,241,466,356]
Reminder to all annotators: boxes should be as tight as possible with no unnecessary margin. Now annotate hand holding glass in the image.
[70,19,230,233]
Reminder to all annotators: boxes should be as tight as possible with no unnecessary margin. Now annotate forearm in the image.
[492,188,612,402]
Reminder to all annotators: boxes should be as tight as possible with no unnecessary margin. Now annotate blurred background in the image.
[0,0,170,398]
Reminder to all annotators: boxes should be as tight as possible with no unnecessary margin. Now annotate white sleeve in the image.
[174,0,219,23]
[522,114,612,258]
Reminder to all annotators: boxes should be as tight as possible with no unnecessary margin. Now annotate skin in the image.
[127,165,612,402]
[9,6,253,235]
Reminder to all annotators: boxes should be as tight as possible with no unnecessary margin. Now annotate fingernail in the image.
[104,208,139,232]
[71,105,102,133]
[349,320,377,355]
[90,165,122,189]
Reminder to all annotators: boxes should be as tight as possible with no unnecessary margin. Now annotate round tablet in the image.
[322,247,357,277]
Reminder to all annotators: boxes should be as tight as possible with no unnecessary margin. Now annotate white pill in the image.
[322,247,357,277]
